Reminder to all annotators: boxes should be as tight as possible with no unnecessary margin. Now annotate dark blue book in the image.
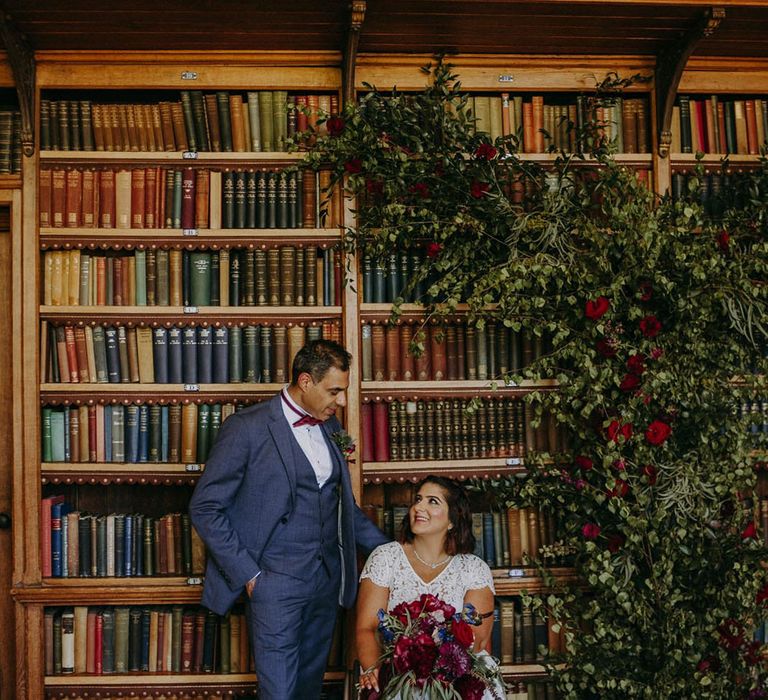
[124,514,133,577]
[105,326,122,383]
[114,514,125,577]
[197,404,211,463]
[197,326,213,383]
[182,327,198,384]
[152,328,169,383]
[125,406,139,463]
[482,512,496,568]
[137,406,149,463]
[210,403,222,447]
[133,514,143,576]
[104,405,113,462]
[140,608,151,671]
[491,603,502,659]
[212,327,229,383]
[161,406,169,462]
[129,608,143,671]
[259,326,272,383]
[50,500,70,577]
[148,405,161,462]
[101,609,116,673]
[96,515,107,577]
[228,326,242,382]
[167,327,183,383]
[78,515,91,577]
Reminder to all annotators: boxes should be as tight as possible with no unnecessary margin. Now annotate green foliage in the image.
[304,58,768,698]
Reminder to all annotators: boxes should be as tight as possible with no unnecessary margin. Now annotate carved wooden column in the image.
[0,10,35,156]
[343,0,366,106]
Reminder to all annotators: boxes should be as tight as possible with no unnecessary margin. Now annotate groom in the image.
[189,339,388,699]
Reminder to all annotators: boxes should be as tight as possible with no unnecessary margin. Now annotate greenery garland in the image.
[303,59,768,698]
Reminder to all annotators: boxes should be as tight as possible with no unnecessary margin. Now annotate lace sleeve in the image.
[463,555,495,593]
[359,542,396,588]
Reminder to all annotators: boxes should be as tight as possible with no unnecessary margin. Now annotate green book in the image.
[228,326,243,383]
[210,403,222,446]
[190,91,209,151]
[179,91,198,151]
[189,252,212,306]
[246,92,261,151]
[197,403,211,463]
[259,90,274,152]
[171,605,184,673]
[272,89,288,151]
[172,170,183,228]
[41,407,54,462]
[114,606,130,673]
[50,410,66,462]
[243,325,260,382]
[134,250,147,305]
[216,91,233,152]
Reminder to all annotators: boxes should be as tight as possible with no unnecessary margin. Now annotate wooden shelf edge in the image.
[361,380,558,396]
[362,458,526,484]
[45,672,258,687]
[40,305,343,318]
[12,584,202,604]
[39,150,305,162]
[40,382,284,394]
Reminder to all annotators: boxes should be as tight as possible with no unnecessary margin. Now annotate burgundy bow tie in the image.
[292,414,324,428]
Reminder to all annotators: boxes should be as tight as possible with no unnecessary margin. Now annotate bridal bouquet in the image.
[365,593,504,700]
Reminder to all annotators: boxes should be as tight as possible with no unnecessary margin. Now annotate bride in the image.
[356,475,497,696]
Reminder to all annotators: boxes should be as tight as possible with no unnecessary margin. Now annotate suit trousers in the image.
[247,561,342,700]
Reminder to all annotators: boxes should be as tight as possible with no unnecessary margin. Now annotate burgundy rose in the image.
[409,182,430,198]
[451,619,475,648]
[698,656,720,673]
[344,158,363,174]
[612,459,626,472]
[741,521,758,540]
[393,632,438,679]
[470,180,490,198]
[650,347,663,360]
[574,479,586,491]
[642,464,658,485]
[326,115,345,136]
[574,455,594,471]
[365,178,384,196]
[585,296,610,320]
[645,420,671,446]
[756,582,768,605]
[582,523,601,540]
[596,338,618,358]
[426,242,443,259]
[608,479,629,499]
[474,142,498,160]
[619,373,640,392]
[607,420,632,443]
[744,640,762,666]
[697,658,711,673]
[718,618,745,652]
[639,315,662,338]
[454,674,486,700]
[606,533,626,553]
[717,230,730,251]
[639,280,653,302]
[626,354,645,375]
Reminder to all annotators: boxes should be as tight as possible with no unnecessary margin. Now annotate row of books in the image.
[42,323,335,385]
[364,505,558,568]
[44,605,253,676]
[0,109,21,174]
[41,496,204,578]
[40,91,337,153]
[42,247,344,307]
[505,683,558,700]
[673,95,768,155]
[467,94,649,154]
[360,399,564,463]
[41,401,257,464]
[361,251,431,304]
[490,599,566,664]
[40,167,341,230]
[361,322,551,382]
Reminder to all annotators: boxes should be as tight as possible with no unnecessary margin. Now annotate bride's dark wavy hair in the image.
[399,475,476,555]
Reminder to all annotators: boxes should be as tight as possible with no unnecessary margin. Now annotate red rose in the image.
[585,296,610,320]
[744,640,762,666]
[325,115,345,137]
[639,280,653,302]
[642,464,658,485]
[596,338,618,358]
[718,618,744,651]
[626,354,645,375]
[474,143,498,160]
[409,182,430,198]
[455,675,486,700]
[451,619,475,648]
[344,158,363,174]
[645,420,671,446]
[613,459,626,471]
[756,582,768,605]
[607,533,626,552]
[717,230,730,251]
[698,656,720,673]
[741,521,758,540]
[470,181,490,198]
[426,242,443,259]
[608,479,629,499]
[574,455,593,471]
[639,315,662,338]
[607,420,632,443]
[650,347,663,360]
[619,373,640,392]
[582,523,601,540]
[365,178,384,196]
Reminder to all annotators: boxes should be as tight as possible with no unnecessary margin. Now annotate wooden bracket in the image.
[0,9,35,157]
[343,0,366,106]
[655,6,724,158]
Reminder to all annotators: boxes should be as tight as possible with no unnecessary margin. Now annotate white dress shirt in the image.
[280,389,334,488]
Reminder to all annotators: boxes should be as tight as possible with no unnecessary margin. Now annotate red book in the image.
[156,611,166,672]
[415,326,431,380]
[65,168,82,228]
[694,100,708,152]
[522,102,534,154]
[181,611,195,672]
[95,256,106,306]
[745,99,759,155]
[372,402,390,462]
[145,167,158,228]
[51,168,66,228]
[98,169,116,228]
[64,326,80,383]
[193,610,206,672]
[361,402,374,462]
[112,257,123,305]
[181,166,195,229]
[432,327,447,381]
[81,169,96,228]
[400,325,415,381]
[74,326,89,382]
[532,96,545,153]
[39,168,52,227]
[130,168,146,228]
[86,610,97,674]
[371,325,386,381]
[88,405,97,461]
[40,495,65,576]
[385,325,400,381]
[295,95,308,134]
[94,611,103,674]
[445,325,458,380]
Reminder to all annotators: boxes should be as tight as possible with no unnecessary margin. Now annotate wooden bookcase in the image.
[10,46,768,699]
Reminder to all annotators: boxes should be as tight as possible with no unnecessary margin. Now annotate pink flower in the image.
[650,347,664,360]
[326,116,345,136]
[470,181,490,198]
[474,143,498,160]
[639,315,662,338]
[344,158,363,174]
[612,459,626,471]
[582,523,601,540]
[585,296,610,320]
[645,420,671,446]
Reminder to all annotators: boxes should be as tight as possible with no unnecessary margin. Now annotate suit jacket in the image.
[189,394,388,615]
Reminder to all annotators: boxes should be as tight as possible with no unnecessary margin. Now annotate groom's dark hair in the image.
[400,475,476,555]
[291,339,351,384]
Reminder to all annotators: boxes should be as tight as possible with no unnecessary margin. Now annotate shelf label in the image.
[504,379,518,387]
[182,228,198,237]
[507,568,525,578]
[505,457,523,467]
[183,306,199,314]
[184,384,200,392]
[186,576,203,585]
[498,74,515,83]
[181,71,198,80]
[182,150,199,159]
[185,463,203,472]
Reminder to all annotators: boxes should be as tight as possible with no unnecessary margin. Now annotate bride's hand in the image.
[359,664,380,693]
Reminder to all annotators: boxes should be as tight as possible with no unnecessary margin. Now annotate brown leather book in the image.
[51,168,67,228]
[230,95,246,152]
[195,169,210,229]
[371,325,386,381]
[318,169,333,227]
[507,507,522,565]
[622,99,637,154]
[204,94,221,152]
[279,246,295,305]
[745,99,759,155]
[527,509,540,559]
[158,102,176,151]
[415,326,431,380]
[114,169,131,229]
[518,507,530,560]
[273,326,288,384]
[522,101,534,153]
[144,167,158,229]
[384,324,400,381]
[81,169,96,228]
[302,169,317,227]
[181,403,198,463]
[63,326,79,382]
[287,326,305,371]
[444,324,458,380]
[73,326,90,382]
[431,327,447,381]
[169,250,182,306]
[91,103,105,151]
[181,610,195,672]
[399,324,415,381]
[133,103,147,151]
[373,401,390,462]
[361,401,374,462]
[304,245,317,305]
[128,168,144,228]
[39,168,53,228]
[532,96,545,152]
[170,101,188,151]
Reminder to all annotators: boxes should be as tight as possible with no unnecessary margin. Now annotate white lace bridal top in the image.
[360,541,495,612]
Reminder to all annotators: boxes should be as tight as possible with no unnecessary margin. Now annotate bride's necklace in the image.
[412,546,452,570]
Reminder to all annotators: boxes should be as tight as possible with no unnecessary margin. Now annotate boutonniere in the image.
[331,429,356,461]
